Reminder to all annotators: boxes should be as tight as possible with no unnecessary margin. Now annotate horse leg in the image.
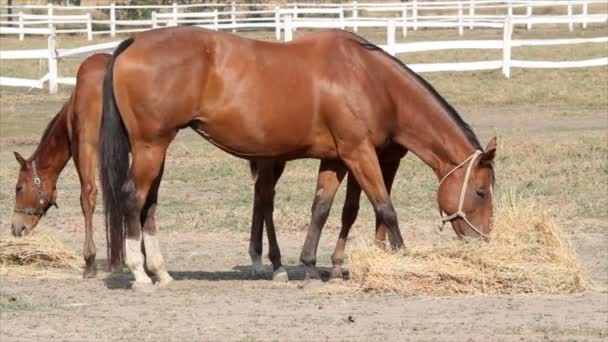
[248,161,265,278]
[123,143,170,290]
[299,160,347,280]
[374,157,402,244]
[141,161,173,287]
[265,161,287,281]
[330,172,361,280]
[76,143,98,278]
[340,141,404,249]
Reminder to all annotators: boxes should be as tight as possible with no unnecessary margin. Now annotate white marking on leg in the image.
[143,232,173,286]
[125,237,152,286]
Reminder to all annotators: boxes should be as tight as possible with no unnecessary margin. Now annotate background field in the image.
[1,24,607,341]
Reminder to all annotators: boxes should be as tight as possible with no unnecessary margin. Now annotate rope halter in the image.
[13,160,57,216]
[438,150,489,239]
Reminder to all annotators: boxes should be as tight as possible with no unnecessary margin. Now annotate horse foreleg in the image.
[330,172,361,281]
[264,161,288,281]
[299,160,347,280]
[374,157,402,244]
[340,141,404,249]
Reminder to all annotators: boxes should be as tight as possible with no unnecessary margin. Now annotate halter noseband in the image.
[13,160,57,216]
[438,150,490,239]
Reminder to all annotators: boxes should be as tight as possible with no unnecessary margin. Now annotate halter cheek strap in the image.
[438,150,489,239]
[13,160,57,216]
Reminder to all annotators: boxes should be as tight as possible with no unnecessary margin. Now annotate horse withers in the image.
[100,27,496,290]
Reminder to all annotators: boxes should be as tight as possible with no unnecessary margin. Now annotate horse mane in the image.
[31,102,69,159]
[351,37,483,151]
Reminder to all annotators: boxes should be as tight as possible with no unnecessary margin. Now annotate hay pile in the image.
[0,233,81,272]
[348,193,592,295]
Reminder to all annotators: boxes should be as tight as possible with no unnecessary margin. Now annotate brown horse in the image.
[11,53,111,278]
[100,27,496,290]
[8,51,399,283]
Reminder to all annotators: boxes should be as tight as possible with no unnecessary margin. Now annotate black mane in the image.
[353,39,483,151]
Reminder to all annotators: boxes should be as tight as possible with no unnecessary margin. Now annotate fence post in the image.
[48,32,58,94]
[152,12,157,29]
[339,8,345,30]
[402,3,407,37]
[18,12,24,41]
[231,1,236,32]
[568,0,574,32]
[387,20,396,56]
[582,0,588,29]
[507,0,513,17]
[274,6,280,40]
[502,16,513,78]
[469,0,474,30]
[284,16,293,42]
[47,3,54,31]
[172,2,178,26]
[413,0,418,31]
[458,3,463,36]
[353,1,358,33]
[86,13,92,41]
[213,9,219,31]
[526,2,532,31]
[292,4,298,32]
[110,3,116,37]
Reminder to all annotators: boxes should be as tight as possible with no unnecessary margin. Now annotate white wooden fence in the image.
[1,13,606,93]
[1,1,607,40]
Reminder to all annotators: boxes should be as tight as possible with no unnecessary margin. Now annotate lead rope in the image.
[436,150,490,240]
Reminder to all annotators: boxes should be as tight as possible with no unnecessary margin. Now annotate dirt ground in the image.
[1,106,607,341]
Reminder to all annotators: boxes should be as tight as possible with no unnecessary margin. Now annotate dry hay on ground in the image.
[0,233,81,274]
[348,192,592,295]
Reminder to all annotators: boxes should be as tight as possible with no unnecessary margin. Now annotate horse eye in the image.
[16,185,22,193]
[476,189,486,199]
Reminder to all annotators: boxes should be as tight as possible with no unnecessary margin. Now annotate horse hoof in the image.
[131,280,155,292]
[108,263,124,273]
[272,267,289,282]
[156,274,174,288]
[328,276,344,283]
[82,267,97,279]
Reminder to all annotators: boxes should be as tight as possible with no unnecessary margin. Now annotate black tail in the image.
[100,37,135,269]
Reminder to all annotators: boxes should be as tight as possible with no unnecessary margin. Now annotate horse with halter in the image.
[9,49,404,282]
[100,27,496,290]
[11,53,111,278]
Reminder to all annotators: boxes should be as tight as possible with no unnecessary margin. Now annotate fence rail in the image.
[1,0,607,40]
[1,12,606,93]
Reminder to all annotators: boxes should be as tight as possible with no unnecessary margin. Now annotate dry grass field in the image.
[1,23,607,341]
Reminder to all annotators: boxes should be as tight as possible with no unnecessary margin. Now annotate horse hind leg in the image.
[266,160,287,281]
[76,143,98,278]
[248,161,266,278]
[141,161,173,287]
[123,142,172,291]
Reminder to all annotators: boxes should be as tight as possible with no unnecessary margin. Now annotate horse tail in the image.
[100,37,135,269]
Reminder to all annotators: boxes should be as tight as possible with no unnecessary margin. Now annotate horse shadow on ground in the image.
[103,264,347,289]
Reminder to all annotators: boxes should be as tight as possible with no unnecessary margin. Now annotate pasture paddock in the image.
[1,27,607,341]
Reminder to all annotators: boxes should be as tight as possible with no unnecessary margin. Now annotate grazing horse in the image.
[7,51,401,283]
[11,53,111,278]
[100,27,496,290]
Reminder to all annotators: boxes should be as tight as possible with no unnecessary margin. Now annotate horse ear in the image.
[14,152,26,167]
[480,137,497,165]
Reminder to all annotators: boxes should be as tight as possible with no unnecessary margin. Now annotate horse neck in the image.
[390,72,480,180]
[30,104,72,183]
